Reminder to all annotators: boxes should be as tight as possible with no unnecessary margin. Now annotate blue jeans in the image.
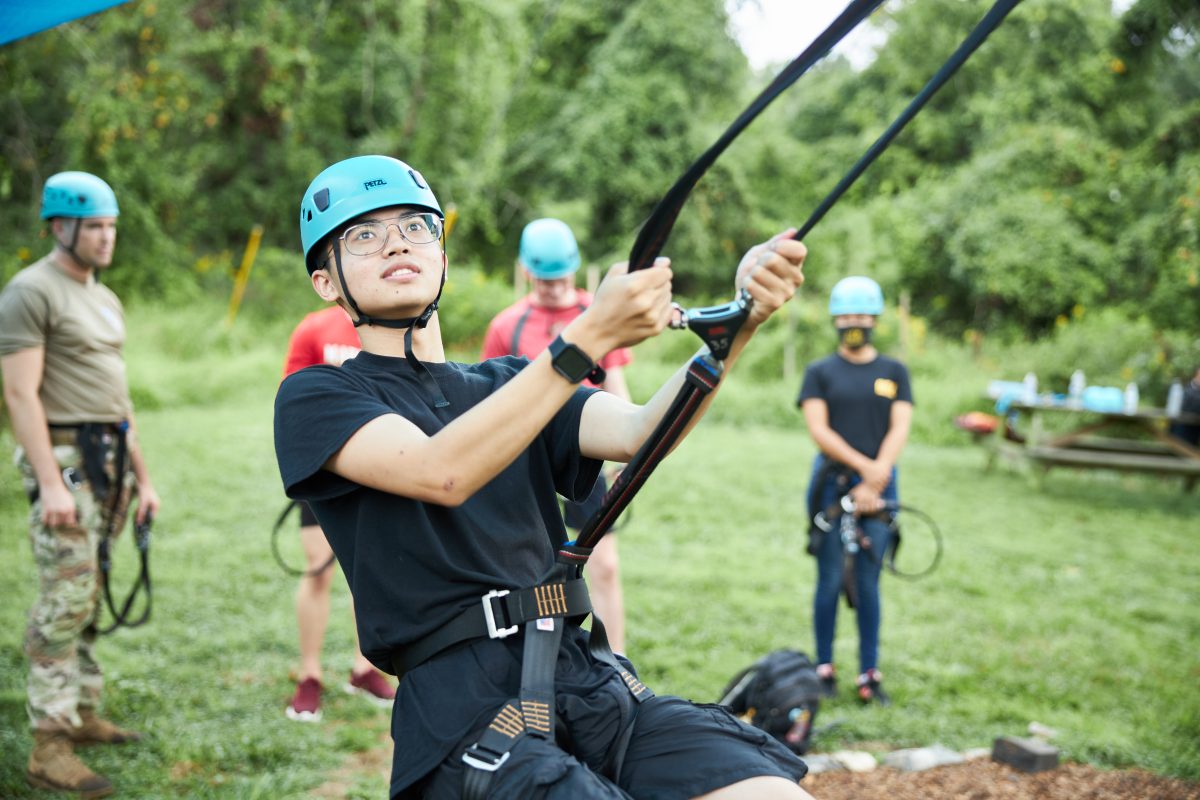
[807,455,897,674]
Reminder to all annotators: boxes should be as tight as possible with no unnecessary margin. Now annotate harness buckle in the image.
[481,590,518,639]
[462,744,511,772]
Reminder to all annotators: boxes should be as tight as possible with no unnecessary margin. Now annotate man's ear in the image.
[311,268,341,303]
[50,218,72,244]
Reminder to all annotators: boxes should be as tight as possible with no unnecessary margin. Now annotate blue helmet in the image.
[40,172,119,220]
[519,218,580,280]
[829,276,884,316]
[299,155,442,273]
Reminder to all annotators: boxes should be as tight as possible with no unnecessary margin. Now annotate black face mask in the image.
[837,325,872,350]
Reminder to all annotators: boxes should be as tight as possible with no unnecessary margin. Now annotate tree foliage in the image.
[0,0,1196,342]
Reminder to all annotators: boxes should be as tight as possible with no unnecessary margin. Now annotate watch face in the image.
[555,344,593,381]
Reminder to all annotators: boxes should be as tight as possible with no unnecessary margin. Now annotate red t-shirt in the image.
[480,291,632,385]
[283,306,361,377]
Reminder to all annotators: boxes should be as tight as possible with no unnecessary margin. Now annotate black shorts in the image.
[418,680,807,799]
[298,500,319,528]
[563,474,606,531]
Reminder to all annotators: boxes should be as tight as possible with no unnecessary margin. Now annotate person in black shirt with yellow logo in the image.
[798,276,913,706]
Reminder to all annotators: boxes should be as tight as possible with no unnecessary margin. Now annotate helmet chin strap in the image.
[331,245,450,410]
[58,220,103,273]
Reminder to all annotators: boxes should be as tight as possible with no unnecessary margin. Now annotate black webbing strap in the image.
[791,0,1023,241]
[625,0,887,274]
[390,577,593,677]
[574,353,721,549]
[461,553,653,799]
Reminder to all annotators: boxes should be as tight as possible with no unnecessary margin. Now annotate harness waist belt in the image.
[48,421,124,431]
[390,578,593,676]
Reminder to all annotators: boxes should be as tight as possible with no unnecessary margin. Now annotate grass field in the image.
[1,303,1198,798]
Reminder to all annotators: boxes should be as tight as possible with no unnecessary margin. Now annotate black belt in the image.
[48,421,123,431]
[390,578,593,677]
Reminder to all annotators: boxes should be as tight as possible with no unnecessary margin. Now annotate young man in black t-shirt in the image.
[798,276,913,707]
[274,155,816,799]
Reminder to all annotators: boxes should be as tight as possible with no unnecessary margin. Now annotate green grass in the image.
[2,300,1198,797]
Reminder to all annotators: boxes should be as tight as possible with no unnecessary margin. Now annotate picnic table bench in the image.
[982,398,1200,491]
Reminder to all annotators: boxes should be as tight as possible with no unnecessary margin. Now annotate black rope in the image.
[96,514,152,634]
[270,499,337,578]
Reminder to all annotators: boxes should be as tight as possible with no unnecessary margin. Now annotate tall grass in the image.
[1,297,1197,798]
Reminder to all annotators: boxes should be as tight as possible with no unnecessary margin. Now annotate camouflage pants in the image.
[16,428,134,733]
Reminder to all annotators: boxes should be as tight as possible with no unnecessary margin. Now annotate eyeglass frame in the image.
[336,212,444,257]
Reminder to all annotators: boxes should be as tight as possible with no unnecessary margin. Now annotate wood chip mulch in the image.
[802,760,1200,800]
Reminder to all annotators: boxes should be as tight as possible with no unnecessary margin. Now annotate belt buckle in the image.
[62,467,84,491]
[481,589,517,639]
[462,744,511,772]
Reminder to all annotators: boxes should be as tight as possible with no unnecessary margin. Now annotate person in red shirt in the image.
[481,218,631,653]
[282,305,395,720]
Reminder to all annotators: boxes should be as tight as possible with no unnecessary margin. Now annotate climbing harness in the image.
[77,421,152,634]
[270,500,336,578]
[812,493,944,608]
[394,550,652,799]
[455,0,1018,791]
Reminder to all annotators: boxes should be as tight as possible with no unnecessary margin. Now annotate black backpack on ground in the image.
[717,649,822,755]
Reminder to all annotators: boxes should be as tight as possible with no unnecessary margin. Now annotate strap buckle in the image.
[462,744,511,772]
[481,589,518,639]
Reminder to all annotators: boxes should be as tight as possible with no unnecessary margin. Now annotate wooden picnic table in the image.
[984,398,1200,491]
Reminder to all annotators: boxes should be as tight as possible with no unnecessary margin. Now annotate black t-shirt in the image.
[274,351,603,793]
[797,352,914,459]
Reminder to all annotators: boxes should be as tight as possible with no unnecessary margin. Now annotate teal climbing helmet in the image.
[40,172,119,220]
[299,155,442,273]
[829,276,884,316]
[519,218,580,280]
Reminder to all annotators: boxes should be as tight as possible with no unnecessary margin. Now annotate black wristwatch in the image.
[548,334,606,385]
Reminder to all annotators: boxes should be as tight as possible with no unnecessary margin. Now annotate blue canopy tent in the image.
[0,0,130,47]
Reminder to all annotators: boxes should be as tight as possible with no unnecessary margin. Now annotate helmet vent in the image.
[408,169,427,189]
[313,188,330,212]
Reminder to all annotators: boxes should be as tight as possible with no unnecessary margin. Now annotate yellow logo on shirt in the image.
[875,378,897,399]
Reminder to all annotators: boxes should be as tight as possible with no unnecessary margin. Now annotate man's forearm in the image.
[5,391,60,483]
[126,423,153,487]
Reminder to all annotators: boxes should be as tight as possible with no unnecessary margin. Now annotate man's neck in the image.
[530,289,580,310]
[838,345,877,364]
[357,314,447,362]
[50,248,94,284]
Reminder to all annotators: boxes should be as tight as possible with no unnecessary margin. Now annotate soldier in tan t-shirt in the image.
[0,171,160,797]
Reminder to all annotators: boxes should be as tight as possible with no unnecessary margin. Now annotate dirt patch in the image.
[309,729,392,798]
[803,760,1200,800]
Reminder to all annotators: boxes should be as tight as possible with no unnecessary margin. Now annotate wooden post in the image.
[586,264,600,295]
[897,288,911,358]
[223,224,263,330]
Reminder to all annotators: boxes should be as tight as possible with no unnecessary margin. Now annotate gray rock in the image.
[882,744,966,772]
[802,754,845,774]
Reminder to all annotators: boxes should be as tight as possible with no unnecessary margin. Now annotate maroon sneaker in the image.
[856,668,891,706]
[286,677,323,722]
[345,669,395,708]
